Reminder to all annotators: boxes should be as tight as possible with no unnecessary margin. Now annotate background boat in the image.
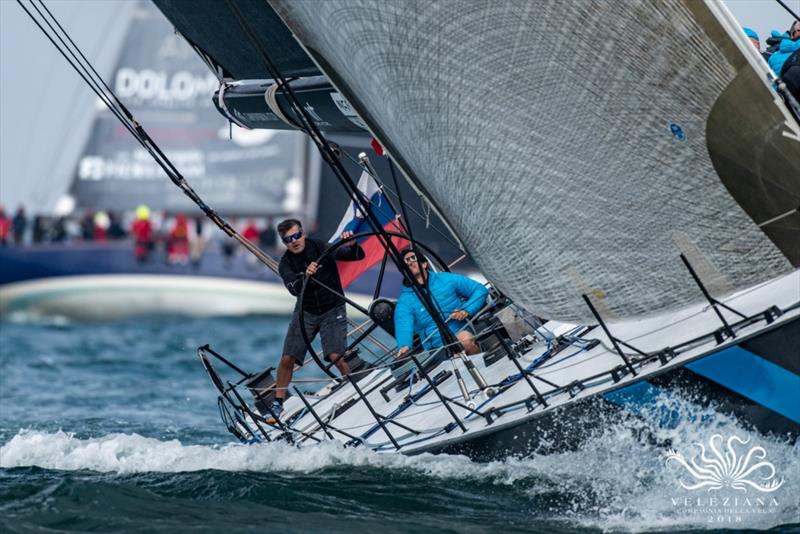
[0,1,462,320]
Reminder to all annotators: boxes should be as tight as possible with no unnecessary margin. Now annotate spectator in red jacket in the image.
[242,218,260,242]
[167,213,190,265]
[0,206,10,246]
[131,205,154,262]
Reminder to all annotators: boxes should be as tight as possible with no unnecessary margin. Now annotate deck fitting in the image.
[610,364,630,383]
[567,380,586,398]
[657,348,678,366]
[763,305,782,324]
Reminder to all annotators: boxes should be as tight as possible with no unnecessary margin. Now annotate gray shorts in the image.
[282,305,347,364]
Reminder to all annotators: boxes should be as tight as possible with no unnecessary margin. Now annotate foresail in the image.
[270,0,800,322]
[152,0,319,80]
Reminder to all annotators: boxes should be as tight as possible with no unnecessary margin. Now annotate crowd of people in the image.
[0,205,139,246]
[0,204,279,267]
[0,206,28,246]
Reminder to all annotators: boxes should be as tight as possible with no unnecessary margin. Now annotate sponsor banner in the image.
[70,2,299,215]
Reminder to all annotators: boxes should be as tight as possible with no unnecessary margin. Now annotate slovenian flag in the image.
[330,171,409,288]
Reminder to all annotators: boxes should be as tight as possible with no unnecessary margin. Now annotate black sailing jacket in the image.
[278,238,365,315]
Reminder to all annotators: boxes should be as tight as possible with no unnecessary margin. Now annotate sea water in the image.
[1,315,798,532]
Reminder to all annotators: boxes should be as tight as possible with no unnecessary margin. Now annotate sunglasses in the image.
[282,230,304,243]
[403,254,418,264]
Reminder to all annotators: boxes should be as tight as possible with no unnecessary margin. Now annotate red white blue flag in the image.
[329,171,408,288]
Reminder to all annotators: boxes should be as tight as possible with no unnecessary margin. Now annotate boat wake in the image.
[2,310,73,326]
[2,396,797,531]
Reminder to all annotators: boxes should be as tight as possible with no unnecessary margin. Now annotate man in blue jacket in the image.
[768,21,800,76]
[395,247,488,358]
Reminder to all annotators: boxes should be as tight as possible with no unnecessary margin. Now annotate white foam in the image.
[0,429,460,475]
[525,397,800,531]
[0,429,552,485]
[2,395,798,531]
[3,310,72,326]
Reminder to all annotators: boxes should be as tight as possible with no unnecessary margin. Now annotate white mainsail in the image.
[269,0,800,322]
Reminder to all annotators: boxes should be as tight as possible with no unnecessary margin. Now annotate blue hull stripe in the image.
[603,381,662,409]
[603,346,800,425]
[602,381,681,428]
[685,346,800,424]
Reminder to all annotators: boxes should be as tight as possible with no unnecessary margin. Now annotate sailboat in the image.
[1,1,407,320]
[21,0,799,457]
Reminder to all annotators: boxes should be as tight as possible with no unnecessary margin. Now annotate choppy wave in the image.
[1,430,454,474]
[2,314,798,531]
[3,397,798,532]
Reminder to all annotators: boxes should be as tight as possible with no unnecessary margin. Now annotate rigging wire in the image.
[222,0,465,359]
[339,149,464,254]
[773,0,800,21]
[17,0,398,356]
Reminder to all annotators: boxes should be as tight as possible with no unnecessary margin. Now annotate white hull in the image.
[0,275,296,320]
[0,274,376,320]
[216,270,800,456]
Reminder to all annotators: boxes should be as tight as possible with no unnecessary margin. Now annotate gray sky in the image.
[0,0,133,214]
[725,0,799,45]
[1,0,798,214]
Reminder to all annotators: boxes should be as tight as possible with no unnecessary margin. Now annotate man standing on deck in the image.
[270,218,365,420]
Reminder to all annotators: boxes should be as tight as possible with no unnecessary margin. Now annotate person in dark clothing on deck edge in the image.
[270,218,365,419]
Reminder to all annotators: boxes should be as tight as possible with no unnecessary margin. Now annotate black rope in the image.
[341,150,463,253]
[774,0,800,22]
[17,0,282,274]
[223,0,459,354]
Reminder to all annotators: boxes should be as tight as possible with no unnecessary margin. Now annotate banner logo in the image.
[665,434,784,492]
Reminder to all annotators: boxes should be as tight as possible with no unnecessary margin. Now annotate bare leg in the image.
[275,354,296,401]
[327,353,350,376]
[456,331,479,355]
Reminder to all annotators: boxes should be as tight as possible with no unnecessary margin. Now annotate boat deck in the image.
[209,270,799,455]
